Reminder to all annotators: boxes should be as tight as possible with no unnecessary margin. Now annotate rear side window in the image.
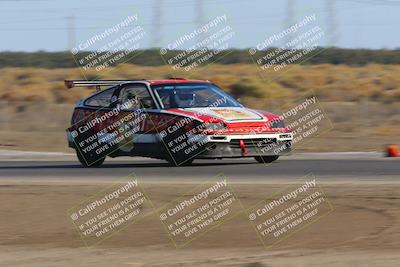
[85,88,115,107]
[119,84,156,109]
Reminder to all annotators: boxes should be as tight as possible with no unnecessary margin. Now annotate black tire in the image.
[76,150,105,168]
[254,155,279,163]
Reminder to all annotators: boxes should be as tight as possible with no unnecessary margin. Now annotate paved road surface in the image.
[0,156,399,183]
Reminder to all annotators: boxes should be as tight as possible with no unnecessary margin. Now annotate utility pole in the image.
[327,0,338,47]
[152,0,163,48]
[284,0,295,48]
[195,0,205,47]
[66,15,76,51]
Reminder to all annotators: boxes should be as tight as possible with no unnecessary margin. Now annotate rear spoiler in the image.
[64,80,130,91]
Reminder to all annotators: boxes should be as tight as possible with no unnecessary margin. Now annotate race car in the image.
[65,78,293,167]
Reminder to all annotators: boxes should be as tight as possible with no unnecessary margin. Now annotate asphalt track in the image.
[0,154,399,183]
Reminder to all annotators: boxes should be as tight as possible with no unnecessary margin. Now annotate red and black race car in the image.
[65,78,293,167]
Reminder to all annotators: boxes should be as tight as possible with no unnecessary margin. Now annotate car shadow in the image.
[102,160,260,168]
[0,160,261,170]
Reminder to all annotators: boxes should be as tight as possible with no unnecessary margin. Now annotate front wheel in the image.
[254,155,279,163]
[76,150,105,168]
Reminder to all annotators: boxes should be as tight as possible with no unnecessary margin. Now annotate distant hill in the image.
[1,48,400,68]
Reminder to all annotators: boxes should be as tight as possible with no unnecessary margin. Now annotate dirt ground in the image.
[1,182,400,266]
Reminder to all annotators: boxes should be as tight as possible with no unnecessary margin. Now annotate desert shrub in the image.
[229,78,263,98]
[1,64,400,105]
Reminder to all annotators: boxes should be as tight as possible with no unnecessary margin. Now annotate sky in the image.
[0,0,399,51]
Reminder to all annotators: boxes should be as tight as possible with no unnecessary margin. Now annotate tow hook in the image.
[239,139,248,156]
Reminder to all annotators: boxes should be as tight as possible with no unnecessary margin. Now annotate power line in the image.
[339,0,400,5]
[0,0,48,2]
[0,0,239,12]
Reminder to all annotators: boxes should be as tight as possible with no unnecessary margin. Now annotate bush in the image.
[229,78,263,98]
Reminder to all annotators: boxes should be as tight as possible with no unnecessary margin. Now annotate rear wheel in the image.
[254,155,279,163]
[76,150,105,168]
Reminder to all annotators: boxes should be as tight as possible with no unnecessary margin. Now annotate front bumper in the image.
[195,133,293,159]
[204,133,293,142]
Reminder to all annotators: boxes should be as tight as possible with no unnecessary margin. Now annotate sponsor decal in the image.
[187,107,263,121]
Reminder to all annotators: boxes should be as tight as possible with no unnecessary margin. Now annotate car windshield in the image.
[152,83,242,109]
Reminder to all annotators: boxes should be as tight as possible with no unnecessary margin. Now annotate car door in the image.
[116,83,158,153]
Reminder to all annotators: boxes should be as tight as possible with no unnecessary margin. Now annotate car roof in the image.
[147,79,210,85]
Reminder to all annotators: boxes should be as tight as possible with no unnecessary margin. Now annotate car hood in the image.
[165,107,270,123]
[184,107,265,122]
[162,107,289,133]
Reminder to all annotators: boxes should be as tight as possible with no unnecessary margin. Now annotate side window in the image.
[156,89,172,109]
[119,84,156,109]
[85,88,115,107]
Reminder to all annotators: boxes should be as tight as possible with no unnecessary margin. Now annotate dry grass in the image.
[1,63,400,104]
[0,64,399,152]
